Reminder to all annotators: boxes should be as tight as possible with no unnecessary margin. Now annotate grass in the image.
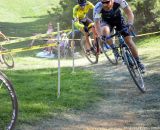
[1,67,103,127]
[136,35,160,69]
[136,35,160,88]
[0,0,61,38]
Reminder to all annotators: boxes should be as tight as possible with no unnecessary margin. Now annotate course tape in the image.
[0,43,57,54]
[0,30,159,54]
[1,29,71,46]
[136,31,160,37]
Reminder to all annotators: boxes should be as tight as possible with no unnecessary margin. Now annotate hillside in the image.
[0,0,60,36]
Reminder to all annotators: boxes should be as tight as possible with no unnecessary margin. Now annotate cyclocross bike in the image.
[0,45,14,68]
[80,26,117,65]
[102,27,146,93]
[0,34,14,68]
[0,71,18,130]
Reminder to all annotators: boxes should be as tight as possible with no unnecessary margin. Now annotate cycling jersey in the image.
[93,0,128,22]
[93,0,130,37]
[73,1,94,20]
[73,1,94,31]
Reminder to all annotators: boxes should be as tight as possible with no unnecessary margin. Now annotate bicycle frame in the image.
[106,28,145,93]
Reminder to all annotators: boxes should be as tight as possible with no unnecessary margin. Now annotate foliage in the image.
[133,0,160,32]
[53,0,160,33]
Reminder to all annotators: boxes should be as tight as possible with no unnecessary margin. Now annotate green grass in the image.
[1,67,103,126]
[136,35,160,62]
[0,0,62,61]
[136,35,160,84]
[0,0,61,38]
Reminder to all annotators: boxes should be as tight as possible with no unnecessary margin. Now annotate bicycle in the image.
[0,33,14,68]
[80,26,117,64]
[101,27,145,93]
[0,45,14,68]
[0,71,18,130]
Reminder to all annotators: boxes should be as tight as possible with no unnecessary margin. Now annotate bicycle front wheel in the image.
[2,49,14,68]
[80,34,98,64]
[122,47,145,93]
[0,72,18,130]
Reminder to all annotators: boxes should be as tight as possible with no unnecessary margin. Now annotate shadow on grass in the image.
[0,14,68,57]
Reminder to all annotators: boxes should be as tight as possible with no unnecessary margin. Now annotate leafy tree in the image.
[133,0,160,32]
[49,0,160,33]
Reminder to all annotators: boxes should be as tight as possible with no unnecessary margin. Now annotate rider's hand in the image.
[84,26,89,33]
[127,23,134,32]
[100,35,106,41]
[127,23,136,37]
[74,18,79,22]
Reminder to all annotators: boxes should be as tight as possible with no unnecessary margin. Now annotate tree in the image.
[52,0,160,33]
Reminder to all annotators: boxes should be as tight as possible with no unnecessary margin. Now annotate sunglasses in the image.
[102,1,110,4]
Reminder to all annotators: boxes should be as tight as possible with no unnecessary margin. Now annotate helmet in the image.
[77,0,87,6]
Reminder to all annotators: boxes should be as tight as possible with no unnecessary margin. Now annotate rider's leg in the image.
[125,36,145,72]
[124,36,138,58]
[84,19,95,51]
[101,25,116,48]
[92,26,98,43]
[84,32,91,50]
[74,20,91,51]
[101,25,120,58]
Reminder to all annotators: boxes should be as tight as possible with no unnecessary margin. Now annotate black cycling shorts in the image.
[101,17,130,37]
[80,17,93,27]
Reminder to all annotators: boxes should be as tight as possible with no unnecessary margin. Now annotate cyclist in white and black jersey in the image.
[93,0,145,72]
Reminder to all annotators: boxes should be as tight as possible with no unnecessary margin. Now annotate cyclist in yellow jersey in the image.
[73,0,97,52]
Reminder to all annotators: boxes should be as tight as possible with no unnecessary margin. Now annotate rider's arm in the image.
[120,0,134,25]
[88,1,95,9]
[73,5,78,20]
[73,5,84,31]
[123,6,134,25]
[93,2,103,37]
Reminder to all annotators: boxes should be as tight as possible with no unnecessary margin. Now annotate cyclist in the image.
[73,0,97,53]
[93,0,145,73]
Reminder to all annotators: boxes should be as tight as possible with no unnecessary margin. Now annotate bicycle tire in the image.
[2,48,14,68]
[122,47,145,93]
[0,71,18,130]
[80,34,98,64]
[100,41,118,65]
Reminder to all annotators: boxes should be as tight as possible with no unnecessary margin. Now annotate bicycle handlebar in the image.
[105,26,136,40]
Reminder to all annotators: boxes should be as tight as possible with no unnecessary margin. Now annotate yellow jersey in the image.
[73,1,94,20]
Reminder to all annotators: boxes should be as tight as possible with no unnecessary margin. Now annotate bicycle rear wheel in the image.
[100,42,118,65]
[80,34,98,64]
[2,48,14,68]
[0,72,18,130]
[122,47,145,93]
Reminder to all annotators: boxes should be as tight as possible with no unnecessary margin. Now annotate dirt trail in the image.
[16,58,160,130]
